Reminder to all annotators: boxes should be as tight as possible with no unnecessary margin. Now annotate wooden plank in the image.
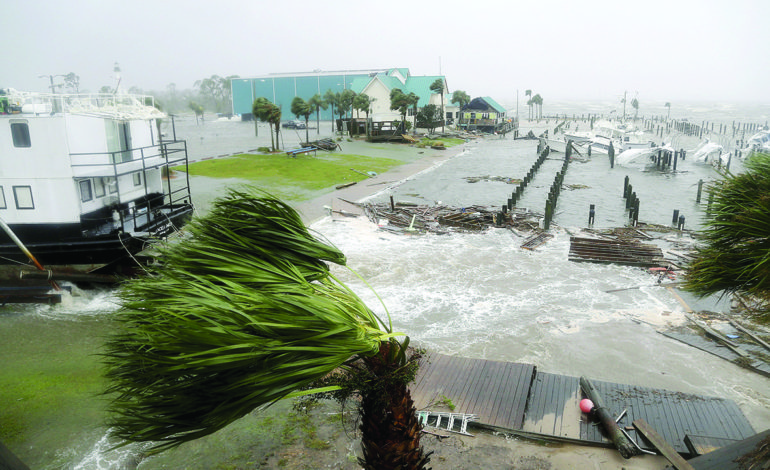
[488,362,516,428]
[633,419,695,470]
[453,357,487,414]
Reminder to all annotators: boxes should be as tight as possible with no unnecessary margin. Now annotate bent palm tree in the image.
[684,154,770,320]
[103,188,430,468]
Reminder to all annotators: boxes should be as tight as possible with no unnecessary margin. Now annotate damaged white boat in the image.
[0,88,194,282]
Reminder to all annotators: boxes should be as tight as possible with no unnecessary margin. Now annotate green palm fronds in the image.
[103,188,393,451]
[684,154,770,304]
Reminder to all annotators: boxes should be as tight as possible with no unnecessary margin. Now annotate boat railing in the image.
[71,139,193,238]
[4,91,164,120]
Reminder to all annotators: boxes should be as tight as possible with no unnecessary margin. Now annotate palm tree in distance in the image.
[430,78,446,133]
[631,97,639,121]
[531,94,543,120]
[308,94,327,135]
[103,189,432,469]
[525,89,532,120]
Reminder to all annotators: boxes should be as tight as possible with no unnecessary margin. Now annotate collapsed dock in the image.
[410,352,758,460]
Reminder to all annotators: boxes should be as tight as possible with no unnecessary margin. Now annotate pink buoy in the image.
[579,398,594,413]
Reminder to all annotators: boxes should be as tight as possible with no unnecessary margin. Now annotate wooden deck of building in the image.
[410,353,756,457]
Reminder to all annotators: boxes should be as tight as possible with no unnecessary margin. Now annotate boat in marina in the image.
[742,128,770,158]
[0,89,194,285]
[563,119,655,155]
[615,142,676,167]
[691,139,729,166]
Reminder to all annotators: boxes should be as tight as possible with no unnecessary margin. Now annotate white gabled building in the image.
[349,68,449,123]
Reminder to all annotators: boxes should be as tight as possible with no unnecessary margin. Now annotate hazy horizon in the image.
[2,0,768,107]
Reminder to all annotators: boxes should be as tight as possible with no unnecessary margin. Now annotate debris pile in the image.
[354,201,544,235]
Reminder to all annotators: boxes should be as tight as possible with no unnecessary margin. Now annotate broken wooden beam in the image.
[633,419,695,470]
[728,318,770,353]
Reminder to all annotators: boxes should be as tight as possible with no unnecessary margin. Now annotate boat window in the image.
[11,122,31,148]
[105,177,118,194]
[13,186,34,209]
[94,178,106,198]
[79,180,93,203]
[0,186,5,209]
[106,120,133,163]
[132,172,142,186]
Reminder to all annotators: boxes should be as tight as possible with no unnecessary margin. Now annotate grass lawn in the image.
[176,152,407,201]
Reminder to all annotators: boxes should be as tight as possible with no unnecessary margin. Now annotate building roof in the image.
[351,70,447,107]
[465,96,507,113]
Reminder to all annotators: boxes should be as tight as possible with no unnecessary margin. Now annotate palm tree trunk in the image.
[440,93,445,133]
[358,342,431,470]
[274,123,280,151]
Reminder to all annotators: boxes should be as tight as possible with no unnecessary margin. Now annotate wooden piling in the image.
[696,179,703,203]
[588,204,595,226]
[580,377,640,459]
[672,209,680,225]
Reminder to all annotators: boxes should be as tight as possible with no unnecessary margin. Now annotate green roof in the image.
[349,70,447,108]
[482,96,506,113]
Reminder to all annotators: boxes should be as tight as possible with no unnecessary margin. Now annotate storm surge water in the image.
[2,101,770,469]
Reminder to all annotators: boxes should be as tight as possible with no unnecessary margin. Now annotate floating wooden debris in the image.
[521,232,553,250]
[355,201,542,234]
[464,175,521,184]
[437,212,487,231]
[568,236,666,267]
[303,138,339,151]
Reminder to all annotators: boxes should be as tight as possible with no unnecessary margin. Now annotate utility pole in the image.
[622,90,627,121]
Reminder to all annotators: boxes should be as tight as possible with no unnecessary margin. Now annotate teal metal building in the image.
[231,69,390,120]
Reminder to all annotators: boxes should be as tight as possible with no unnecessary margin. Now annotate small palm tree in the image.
[103,189,431,468]
[291,96,312,143]
[450,90,470,127]
[631,97,639,120]
[324,89,339,134]
[684,154,770,321]
[253,97,274,149]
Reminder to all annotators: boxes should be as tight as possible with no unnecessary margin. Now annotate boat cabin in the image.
[0,89,193,269]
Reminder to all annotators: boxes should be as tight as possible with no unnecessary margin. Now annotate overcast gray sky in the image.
[2,0,767,106]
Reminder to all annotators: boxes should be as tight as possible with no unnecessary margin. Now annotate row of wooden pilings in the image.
[622,175,640,226]
[498,144,555,225]
[543,150,571,230]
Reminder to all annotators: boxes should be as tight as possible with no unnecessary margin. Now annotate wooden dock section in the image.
[568,236,666,268]
[661,330,770,378]
[410,353,756,457]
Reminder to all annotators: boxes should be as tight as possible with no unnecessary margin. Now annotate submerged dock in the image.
[410,353,756,458]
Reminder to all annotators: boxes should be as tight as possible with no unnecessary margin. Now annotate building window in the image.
[79,180,93,202]
[133,172,142,186]
[0,186,5,209]
[13,186,34,209]
[11,122,31,148]
[482,113,489,119]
